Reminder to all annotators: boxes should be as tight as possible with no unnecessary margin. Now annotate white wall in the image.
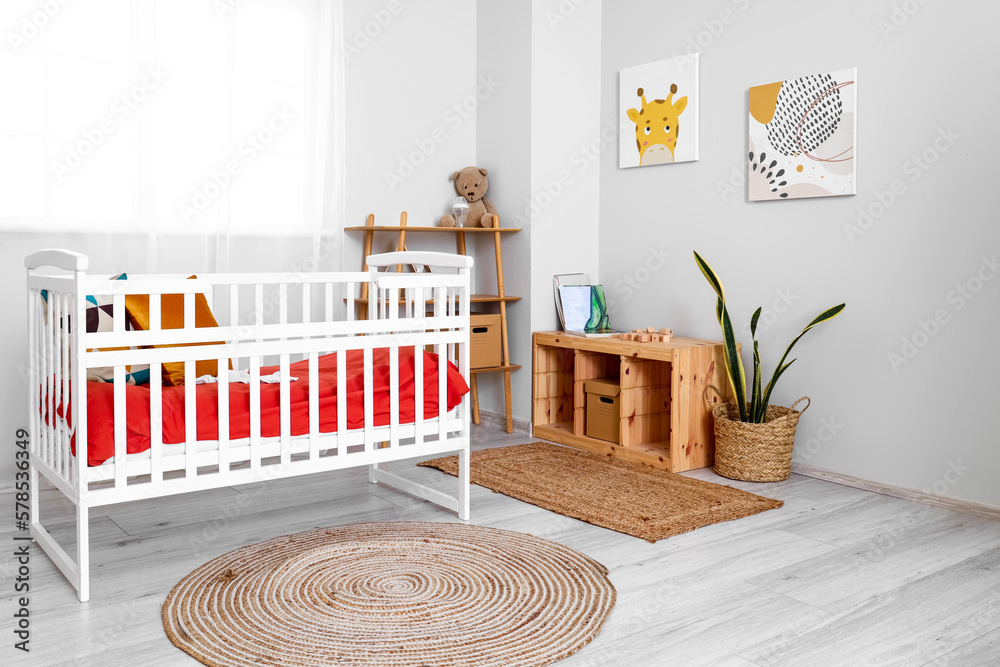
[471,0,603,425]
[342,0,478,263]
[529,0,603,332]
[475,0,532,421]
[599,0,1000,507]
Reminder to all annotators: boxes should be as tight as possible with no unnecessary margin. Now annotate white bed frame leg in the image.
[76,502,90,602]
[30,465,91,602]
[458,447,470,521]
[368,463,378,484]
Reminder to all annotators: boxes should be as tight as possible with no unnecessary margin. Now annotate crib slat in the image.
[43,293,52,471]
[150,362,163,484]
[230,284,239,368]
[149,292,163,484]
[113,365,126,489]
[249,356,261,470]
[363,347,374,451]
[308,351,319,460]
[389,287,399,449]
[336,347,346,453]
[413,286,424,449]
[255,284,264,339]
[27,288,38,473]
[52,292,63,477]
[60,293,71,479]
[184,292,195,332]
[435,286,447,441]
[185,360,196,479]
[279,283,288,338]
[279,353,291,466]
[346,282,354,322]
[149,289,161,332]
[389,344,399,449]
[302,283,311,327]
[326,283,334,323]
[218,357,229,474]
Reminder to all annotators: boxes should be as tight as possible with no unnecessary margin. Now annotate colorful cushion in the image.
[42,274,150,385]
[125,276,228,386]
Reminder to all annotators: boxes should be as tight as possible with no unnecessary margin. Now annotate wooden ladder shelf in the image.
[347,212,522,433]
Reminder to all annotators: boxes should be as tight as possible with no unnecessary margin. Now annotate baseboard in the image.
[791,462,1000,520]
[475,410,531,436]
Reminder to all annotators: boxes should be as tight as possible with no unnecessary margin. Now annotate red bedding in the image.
[63,348,469,466]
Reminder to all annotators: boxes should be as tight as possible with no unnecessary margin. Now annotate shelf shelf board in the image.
[345,225,521,233]
[350,294,521,305]
[531,422,672,470]
[470,364,521,374]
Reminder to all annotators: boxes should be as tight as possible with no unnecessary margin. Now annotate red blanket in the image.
[65,348,468,466]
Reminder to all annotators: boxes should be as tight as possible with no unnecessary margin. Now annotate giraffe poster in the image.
[619,54,699,168]
[748,68,857,200]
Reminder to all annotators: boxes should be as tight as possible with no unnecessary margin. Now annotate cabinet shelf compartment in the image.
[531,331,730,472]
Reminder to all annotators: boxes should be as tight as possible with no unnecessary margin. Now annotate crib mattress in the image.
[57,348,469,466]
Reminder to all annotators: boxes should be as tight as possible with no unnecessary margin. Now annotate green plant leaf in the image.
[694,252,746,420]
[694,251,726,326]
[693,251,725,301]
[751,339,763,422]
[750,307,762,337]
[720,304,748,421]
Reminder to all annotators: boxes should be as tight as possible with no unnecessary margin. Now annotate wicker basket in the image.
[704,385,810,482]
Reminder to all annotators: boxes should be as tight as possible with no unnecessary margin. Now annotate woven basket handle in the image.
[789,396,811,414]
[703,384,726,408]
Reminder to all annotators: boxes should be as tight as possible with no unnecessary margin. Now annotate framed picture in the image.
[748,68,857,200]
[619,54,699,168]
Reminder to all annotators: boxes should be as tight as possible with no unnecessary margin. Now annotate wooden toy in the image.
[614,327,674,343]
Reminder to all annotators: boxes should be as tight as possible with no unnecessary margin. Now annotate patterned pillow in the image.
[41,274,150,385]
[125,275,228,386]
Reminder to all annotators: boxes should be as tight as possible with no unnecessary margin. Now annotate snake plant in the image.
[694,251,845,423]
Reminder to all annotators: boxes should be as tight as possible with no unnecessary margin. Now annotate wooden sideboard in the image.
[532,331,733,472]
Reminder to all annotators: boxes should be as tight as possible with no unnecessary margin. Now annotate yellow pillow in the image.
[125,275,229,386]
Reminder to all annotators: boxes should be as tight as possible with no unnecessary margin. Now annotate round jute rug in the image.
[162,522,616,667]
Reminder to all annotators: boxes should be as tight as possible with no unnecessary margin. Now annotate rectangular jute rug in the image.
[419,442,783,542]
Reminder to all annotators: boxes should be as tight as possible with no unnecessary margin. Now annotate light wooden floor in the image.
[7,428,1000,667]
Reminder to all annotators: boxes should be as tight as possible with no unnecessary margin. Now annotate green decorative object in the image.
[693,251,845,424]
[585,285,611,332]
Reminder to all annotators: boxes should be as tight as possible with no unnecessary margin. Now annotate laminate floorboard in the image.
[8,429,1000,666]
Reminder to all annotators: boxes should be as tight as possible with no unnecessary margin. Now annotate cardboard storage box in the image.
[585,378,621,443]
[470,314,502,369]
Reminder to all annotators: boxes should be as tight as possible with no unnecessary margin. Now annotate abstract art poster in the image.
[619,54,699,168]
[748,68,857,200]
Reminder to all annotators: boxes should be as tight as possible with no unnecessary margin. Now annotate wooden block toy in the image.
[620,327,675,343]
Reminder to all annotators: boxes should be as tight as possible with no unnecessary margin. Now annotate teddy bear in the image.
[438,166,498,228]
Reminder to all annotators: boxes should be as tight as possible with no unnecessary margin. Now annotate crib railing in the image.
[26,250,472,503]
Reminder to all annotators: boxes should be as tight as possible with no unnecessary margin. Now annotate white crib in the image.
[25,249,473,602]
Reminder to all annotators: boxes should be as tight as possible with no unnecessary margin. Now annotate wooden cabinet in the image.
[346,213,521,432]
[532,331,732,472]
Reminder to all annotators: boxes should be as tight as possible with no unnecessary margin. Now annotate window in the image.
[0,0,343,235]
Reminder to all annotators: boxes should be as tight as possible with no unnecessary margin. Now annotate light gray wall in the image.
[529,0,603,332]
[600,0,1000,507]
[341,0,478,263]
[473,0,603,425]
[475,0,532,422]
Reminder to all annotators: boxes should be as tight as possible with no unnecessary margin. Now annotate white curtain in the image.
[0,0,346,271]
